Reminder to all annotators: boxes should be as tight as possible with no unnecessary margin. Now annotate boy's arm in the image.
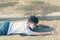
[37,24,53,28]
[31,31,53,36]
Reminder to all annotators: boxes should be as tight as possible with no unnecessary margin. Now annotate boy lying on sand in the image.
[7,16,55,36]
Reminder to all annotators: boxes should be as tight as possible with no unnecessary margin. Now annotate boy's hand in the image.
[45,24,54,28]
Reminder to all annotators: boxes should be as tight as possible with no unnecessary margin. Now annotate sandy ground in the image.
[0,0,60,40]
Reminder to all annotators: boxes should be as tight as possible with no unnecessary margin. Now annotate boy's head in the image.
[28,16,39,29]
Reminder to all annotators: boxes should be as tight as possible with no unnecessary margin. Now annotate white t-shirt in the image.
[7,21,34,35]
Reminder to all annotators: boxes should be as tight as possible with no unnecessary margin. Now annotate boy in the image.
[7,16,54,36]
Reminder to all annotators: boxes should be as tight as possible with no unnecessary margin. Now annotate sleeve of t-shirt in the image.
[24,27,34,35]
[7,22,13,35]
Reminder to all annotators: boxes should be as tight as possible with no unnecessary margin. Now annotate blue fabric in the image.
[0,22,10,35]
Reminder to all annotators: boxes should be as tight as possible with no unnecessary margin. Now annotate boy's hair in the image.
[28,16,39,24]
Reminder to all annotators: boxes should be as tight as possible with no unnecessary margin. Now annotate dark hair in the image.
[28,16,39,24]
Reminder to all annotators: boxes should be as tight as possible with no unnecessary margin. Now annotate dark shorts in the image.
[0,22,10,35]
